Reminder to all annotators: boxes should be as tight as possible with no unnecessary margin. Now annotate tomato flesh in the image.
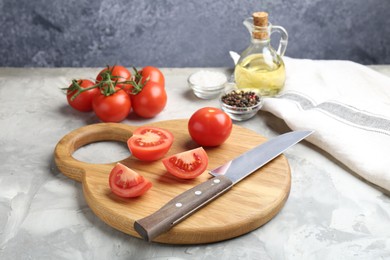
[109,163,152,198]
[162,147,208,179]
[127,127,174,161]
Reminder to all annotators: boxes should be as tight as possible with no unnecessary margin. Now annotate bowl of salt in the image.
[188,70,228,99]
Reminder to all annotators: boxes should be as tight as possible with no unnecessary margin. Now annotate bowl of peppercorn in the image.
[220,89,263,121]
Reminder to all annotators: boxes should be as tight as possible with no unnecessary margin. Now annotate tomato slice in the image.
[162,147,208,179]
[109,163,152,198]
[127,127,174,161]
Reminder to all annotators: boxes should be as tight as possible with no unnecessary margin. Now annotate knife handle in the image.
[134,175,233,242]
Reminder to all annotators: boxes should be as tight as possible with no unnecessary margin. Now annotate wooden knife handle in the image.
[134,175,234,242]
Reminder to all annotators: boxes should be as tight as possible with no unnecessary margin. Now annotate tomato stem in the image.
[99,70,118,96]
[125,67,149,95]
[65,65,150,101]
[133,67,142,83]
[67,79,96,101]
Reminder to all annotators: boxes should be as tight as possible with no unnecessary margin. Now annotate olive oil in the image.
[235,12,288,96]
[234,53,286,96]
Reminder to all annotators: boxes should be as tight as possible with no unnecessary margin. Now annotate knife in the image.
[134,130,313,241]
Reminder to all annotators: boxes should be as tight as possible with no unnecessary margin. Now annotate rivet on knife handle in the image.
[134,175,233,242]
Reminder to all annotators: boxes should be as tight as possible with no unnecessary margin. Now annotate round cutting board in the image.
[54,119,291,244]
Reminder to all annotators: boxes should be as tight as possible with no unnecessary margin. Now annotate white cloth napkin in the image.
[262,57,390,192]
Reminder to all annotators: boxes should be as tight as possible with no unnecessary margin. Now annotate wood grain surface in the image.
[54,119,291,244]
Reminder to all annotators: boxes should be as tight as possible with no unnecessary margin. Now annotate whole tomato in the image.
[96,65,132,93]
[138,66,165,87]
[92,89,131,122]
[188,107,232,146]
[131,82,167,118]
[66,79,99,112]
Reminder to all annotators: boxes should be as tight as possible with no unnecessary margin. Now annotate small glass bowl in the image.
[220,89,263,121]
[188,71,227,99]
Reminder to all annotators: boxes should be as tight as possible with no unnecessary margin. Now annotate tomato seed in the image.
[136,139,165,147]
[168,154,203,172]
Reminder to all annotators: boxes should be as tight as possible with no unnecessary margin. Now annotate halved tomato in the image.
[162,147,208,179]
[127,127,174,161]
[109,163,152,198]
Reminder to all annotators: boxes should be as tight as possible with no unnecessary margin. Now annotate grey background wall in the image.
[1,0,389,67]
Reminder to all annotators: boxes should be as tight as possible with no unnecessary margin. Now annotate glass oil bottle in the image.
[234,12,288,96]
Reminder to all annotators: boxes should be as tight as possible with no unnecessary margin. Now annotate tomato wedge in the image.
[162,147,208,179]
[109,163,152,198]
[127,127,174,161]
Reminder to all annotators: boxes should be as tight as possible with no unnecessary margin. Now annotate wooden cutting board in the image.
[54,119,291,244]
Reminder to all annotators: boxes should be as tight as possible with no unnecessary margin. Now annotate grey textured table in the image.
[0,66,390,259]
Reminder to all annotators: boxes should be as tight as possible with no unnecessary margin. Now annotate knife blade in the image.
[134,130,313,242]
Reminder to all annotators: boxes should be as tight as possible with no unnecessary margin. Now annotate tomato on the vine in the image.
[188,107,232,147]
[131,81,167,118]
[64,65,167,121]
[96,65,132,93]
[92,89,131,123]
[109,163,152,198]
[66,79,99,112]
[138,66,165,87]
[127,126,173,161]
[162,147,208,179]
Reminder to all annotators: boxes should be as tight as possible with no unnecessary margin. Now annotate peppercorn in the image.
[221,90,260,107]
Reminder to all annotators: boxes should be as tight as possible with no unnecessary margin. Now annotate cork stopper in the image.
[253,12,268,27]
[252,12,269,40]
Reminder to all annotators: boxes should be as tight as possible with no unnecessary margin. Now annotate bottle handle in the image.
[271,25,288,56]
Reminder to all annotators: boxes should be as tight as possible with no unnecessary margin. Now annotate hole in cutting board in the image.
[72,141,130,164]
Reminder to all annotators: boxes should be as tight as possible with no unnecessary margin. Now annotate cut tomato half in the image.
[109,163,152,198]
[162,147,208,179]
[127,126,174,161]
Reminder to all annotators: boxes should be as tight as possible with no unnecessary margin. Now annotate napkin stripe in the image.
[279,92,390,135]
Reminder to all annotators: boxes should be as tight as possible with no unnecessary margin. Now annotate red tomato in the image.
[127,127,173,161]
[162,147,208,179]
[92,89,131,122]
[66,79,99,112]
[188,107,232,146]
[96,65,132,93]
[130,82,167,118]
[139,66,165,87]
[109,163,152,198]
